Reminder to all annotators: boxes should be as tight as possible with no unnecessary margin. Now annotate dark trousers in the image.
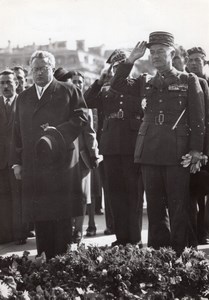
[104,155,143,244]
[99,161,114,232]
[0,167,29,243]
[189,195,208,245]
[0,167,13,243]
[11,179,29,241]
[141,164,190,254]
[87,200,96,230]
[189,170,209,244]
[205,195,209,236]
[35,219,72,259]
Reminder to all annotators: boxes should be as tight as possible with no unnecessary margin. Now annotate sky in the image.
[0,0,209,55]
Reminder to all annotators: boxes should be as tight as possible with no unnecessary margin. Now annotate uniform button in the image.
[159,99,163,103]
[120,101,123,104]
[159,110,163,113]
[197,125,200,127]
[120,95,124,97]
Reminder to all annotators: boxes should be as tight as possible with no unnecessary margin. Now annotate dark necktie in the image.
[5,98,11,116]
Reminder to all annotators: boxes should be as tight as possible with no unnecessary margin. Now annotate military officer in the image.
[111,32,205,255]
[84,50,144,246]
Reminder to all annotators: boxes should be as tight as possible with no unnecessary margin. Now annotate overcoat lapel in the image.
[33,79,57,115]
[0,96,6,118]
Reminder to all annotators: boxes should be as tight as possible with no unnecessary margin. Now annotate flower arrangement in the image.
[0,245,209,299]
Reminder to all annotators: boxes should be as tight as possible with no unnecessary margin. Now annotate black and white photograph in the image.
[0,0,209,298]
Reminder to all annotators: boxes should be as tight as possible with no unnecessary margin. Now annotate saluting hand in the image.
[127,41,147,64]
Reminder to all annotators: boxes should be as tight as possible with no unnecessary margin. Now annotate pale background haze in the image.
[0,0,209,55]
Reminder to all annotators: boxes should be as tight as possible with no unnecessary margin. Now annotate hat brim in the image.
[36,128,67,168]
[146,42,174,49]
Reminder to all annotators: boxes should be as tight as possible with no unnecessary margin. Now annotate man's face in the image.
[72,75,84,91]
[31,58,54,87]
[172,49,187,72]
[187,53,205,76]
[112,63,119,75]
[0,74,18,98]
[149,44,174,70]
[14,69,27,94]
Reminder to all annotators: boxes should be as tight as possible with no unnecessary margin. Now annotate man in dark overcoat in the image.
[111,32,205,255]
[11,50,87,259]
[0,69,18,244]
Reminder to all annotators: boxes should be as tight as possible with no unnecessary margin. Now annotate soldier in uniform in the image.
[187,47,209,85]
[186,47,209,245]
[84,50,144,246]
[111,32,205,255]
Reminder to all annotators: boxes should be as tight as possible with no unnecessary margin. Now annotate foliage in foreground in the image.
[0,245,209,299]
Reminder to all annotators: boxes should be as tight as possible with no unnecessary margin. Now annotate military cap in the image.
[187,47,206,57]
[146,31,175,48]
[106,49,126,66]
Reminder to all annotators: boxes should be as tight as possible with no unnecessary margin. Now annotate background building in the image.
[0,39,154,87]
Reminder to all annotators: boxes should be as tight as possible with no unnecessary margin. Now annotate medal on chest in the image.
[168,83,188,91]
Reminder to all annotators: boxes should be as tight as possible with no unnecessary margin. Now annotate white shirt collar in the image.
[3,94,17,105]
[35,78,53,100]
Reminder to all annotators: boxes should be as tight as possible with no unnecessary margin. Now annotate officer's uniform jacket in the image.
[111,63,205,165]
[84,80,143,155]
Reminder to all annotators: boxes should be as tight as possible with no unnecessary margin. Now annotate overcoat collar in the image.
[32,79,58,115]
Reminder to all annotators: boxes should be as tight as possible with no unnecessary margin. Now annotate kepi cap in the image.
[146,31,174,48]
[187,47,206,57]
